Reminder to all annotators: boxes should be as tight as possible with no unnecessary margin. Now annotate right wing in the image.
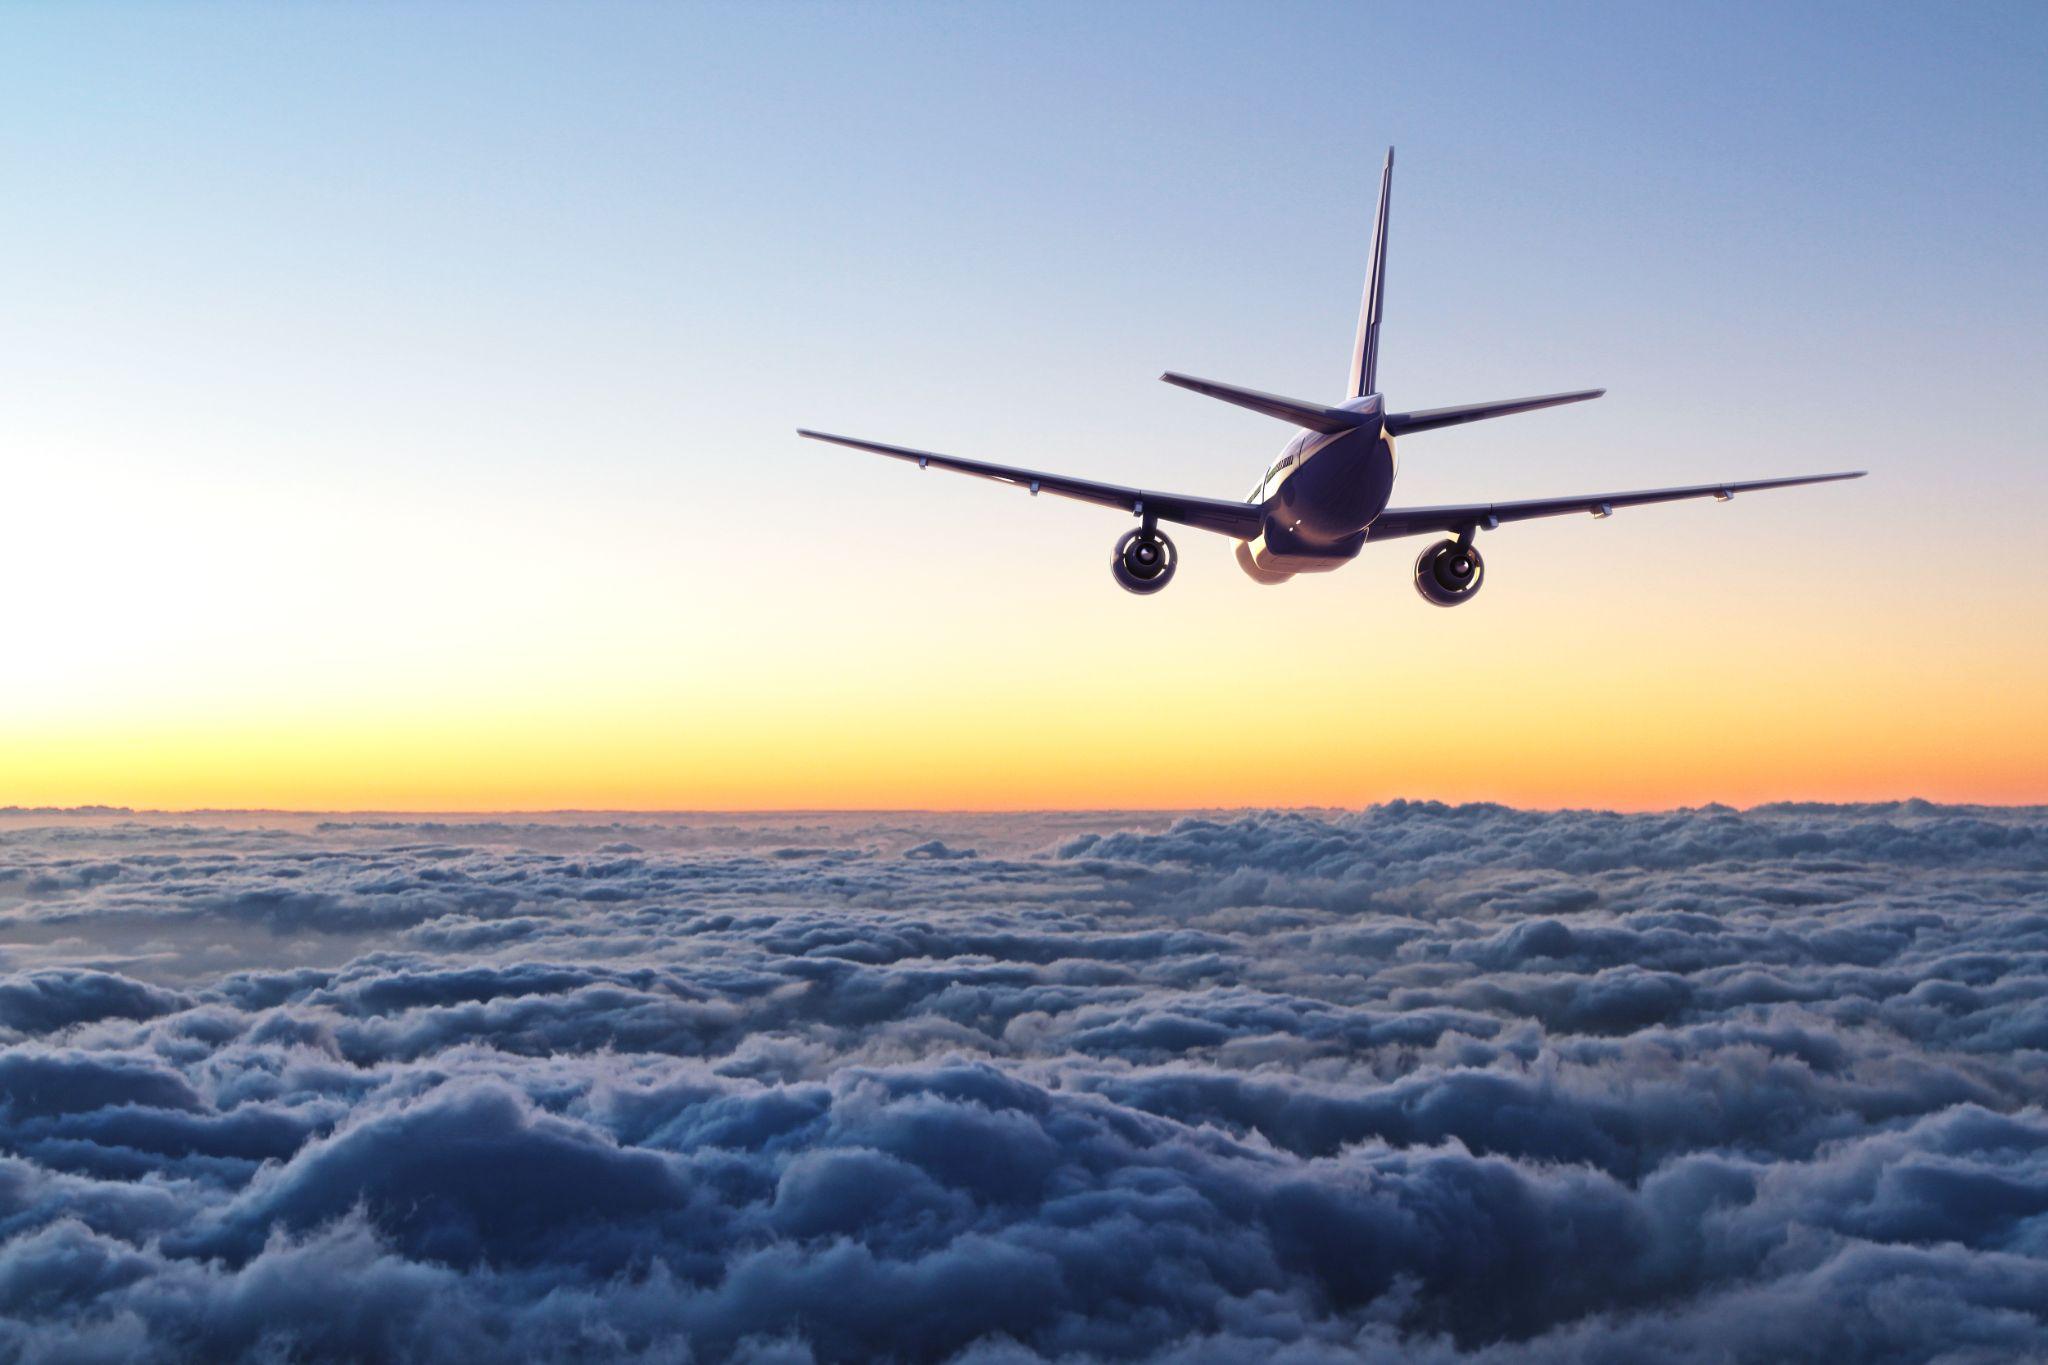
[1370,470,1865,541]
[797,430,1264,539]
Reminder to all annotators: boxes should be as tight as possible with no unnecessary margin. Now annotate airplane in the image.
[798,149,1863,604]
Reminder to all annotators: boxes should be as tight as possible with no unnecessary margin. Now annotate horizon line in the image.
[1,796,2031,820]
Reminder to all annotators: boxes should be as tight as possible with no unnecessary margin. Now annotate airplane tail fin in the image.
[1347,147,1393,399]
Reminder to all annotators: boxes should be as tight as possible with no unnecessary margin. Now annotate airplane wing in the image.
[1369,470,1865,541]
[797,429,1265,539]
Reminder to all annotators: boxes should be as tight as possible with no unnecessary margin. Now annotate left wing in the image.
[1369,470,1865,541]
[797,429,1264,539]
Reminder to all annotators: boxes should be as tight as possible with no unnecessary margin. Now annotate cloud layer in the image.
[0,803,2044,1362]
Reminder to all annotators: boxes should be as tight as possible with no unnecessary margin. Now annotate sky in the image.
[3,2,2045,811]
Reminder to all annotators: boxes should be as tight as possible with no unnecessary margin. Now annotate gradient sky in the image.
[4,2,2045,811]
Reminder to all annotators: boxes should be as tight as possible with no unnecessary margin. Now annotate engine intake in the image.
[1414,538,1484,606]
[1113,528,1177,594]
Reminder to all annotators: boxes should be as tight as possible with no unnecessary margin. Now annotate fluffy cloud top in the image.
[0,803,2043,1362]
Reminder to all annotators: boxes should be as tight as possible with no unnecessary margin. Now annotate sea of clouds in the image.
[0,803,2044,1363]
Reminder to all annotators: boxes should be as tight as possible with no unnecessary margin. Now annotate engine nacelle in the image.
[1414,538,1484,606]
[1113,528,1177,594]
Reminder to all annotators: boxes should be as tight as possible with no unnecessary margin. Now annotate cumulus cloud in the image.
[0,803,2043,1361]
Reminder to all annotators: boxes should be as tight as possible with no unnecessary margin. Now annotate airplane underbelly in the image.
[1239,524,1365,578]
[1234,541,1294,584]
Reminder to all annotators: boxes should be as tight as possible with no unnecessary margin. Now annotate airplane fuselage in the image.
[1238,398,1396,581]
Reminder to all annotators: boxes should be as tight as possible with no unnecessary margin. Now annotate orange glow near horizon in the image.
[9,567,2044,812]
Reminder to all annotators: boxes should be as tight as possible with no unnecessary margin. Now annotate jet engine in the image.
[1113,527,1177,594]
[1413,538,1484,606]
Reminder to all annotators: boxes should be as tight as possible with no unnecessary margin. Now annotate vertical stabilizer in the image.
[1347,147,1393,399]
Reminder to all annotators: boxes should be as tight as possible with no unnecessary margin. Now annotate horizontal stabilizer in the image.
[1159,372,1370,435]
[1385,389,1605,436]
